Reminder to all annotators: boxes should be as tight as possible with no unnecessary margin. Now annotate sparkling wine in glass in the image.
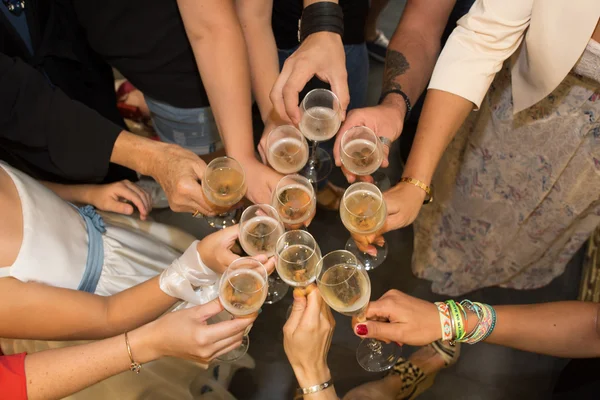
[339,182,388,270]
[239,204,288,304]
[316,250,399,372]
[203,156,247,229]
[275,230,321,288]
[272,174,316,230]
[217,257,268,361]
[266,125,310,174]
[340,126,385,176]
[299,89,341,184]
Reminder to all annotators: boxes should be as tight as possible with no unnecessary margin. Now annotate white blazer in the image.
[428,0,600,113]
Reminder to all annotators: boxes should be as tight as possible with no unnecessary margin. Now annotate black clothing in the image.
[272,0,369,50]
[71,0,210,109]
[0,0,135,183]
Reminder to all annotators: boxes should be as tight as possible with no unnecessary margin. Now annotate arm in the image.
[176,0,255,161]
[235,0,279,123]
[0,276,176,340]
[23,300,253,400]
[333,0,456,183]
[355,290,600,359]
[270,0,348,124]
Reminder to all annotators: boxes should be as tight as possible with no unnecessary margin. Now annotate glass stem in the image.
[367,339,383,355]
[309,140,319,167]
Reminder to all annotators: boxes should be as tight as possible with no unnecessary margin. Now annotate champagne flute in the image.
[239,204,288,304]
[340,182,388,270]
[266,125,310,174]
[217,257,268,362]
[299,89,341,184]
[203,156,247,229]
[272,174,316,230]
[316,250,399,372]
[340,126,385,177]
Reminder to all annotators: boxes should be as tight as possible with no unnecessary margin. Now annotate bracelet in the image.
[399,177,433,204]
[296,378,334,396]
[298,2,344,43]
[434,302,453,342]
[379,89,412,121]
[445,300,466,343]
[454,301,497,345]
[124,332,142,374]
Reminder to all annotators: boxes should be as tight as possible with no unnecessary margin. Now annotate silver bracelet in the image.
[296,378,334,396]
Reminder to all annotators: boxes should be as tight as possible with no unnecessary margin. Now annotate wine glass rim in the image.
[204,156,246,192]
[301,88,341,117]
[276,230,317,262]
[341,182,385,218]
[341,126,379,159]
[316,250,361,287]
[225,257,267,293]
[241,205,283,238]
[275,175,314,209]
[267,126,305,157]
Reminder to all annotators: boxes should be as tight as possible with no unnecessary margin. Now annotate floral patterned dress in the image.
[412,40,600,296]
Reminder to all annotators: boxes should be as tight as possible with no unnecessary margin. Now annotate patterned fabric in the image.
[413,42,600,296]
[388,358,426,400]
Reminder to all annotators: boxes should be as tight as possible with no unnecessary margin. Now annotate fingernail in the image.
[367,249,377,257]
[355,324,368,336]
[258,308,263,315]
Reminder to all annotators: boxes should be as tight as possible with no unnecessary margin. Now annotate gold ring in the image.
[192,210,204,218]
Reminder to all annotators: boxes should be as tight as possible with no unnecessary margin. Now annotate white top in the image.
[0,162,88,288]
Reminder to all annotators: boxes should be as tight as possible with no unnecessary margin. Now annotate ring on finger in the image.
[192,210,204,218]
[378,136,392,147]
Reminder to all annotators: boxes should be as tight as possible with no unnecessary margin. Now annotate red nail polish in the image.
[356,324,368,336]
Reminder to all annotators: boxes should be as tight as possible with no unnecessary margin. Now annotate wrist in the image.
[293,364,331,388]
[111,131,167,177]
[380,95,408,123]
[126,321,164,364]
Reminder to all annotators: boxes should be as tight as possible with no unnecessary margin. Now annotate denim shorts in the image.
[145,96,223,155]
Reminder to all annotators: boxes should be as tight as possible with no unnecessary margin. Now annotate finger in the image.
[329,71,350,120]
[195,299,225,322]
[283,66,315,125]
[258,142,267,165]
[353,320,402,343]
[299,287,323,328]
[107,199,135,216]
[113,186,146,216]
[340,165,356,184]
[221,224,240,244]
[212,335,245,360]
[381,144,390,169]
[123,180,151,213]
[204,315,256,343]
[262,256,276,275]
[270,64,294,123]
[284,289,308,333]
[362,298,394,321]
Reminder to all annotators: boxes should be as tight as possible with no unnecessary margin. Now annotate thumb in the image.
[107,200,134,215]
[196,298,225,322]
[354,320,402,344]
[285,290,308,332]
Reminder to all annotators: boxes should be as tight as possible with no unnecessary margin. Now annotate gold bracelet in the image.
[124,332,142,374]
[399,177,433,204]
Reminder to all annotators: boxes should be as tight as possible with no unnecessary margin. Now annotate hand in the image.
[257,111,287,164]
[237,155,284,205]
[270,32,349,125]
[333,103,404,184]
[146,298,255,363]
[86,180,152,220]
[147,144,213,215]
[284,285,335,388]
[351,181,426,255]
[352,289,440,347]
[197,225,276,275]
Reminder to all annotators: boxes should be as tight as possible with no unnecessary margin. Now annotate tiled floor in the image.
[154,2,589,399]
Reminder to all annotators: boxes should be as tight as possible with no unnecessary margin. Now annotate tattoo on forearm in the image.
[382,50,410,92]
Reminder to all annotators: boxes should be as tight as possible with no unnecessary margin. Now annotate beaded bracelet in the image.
[434,302,453,342]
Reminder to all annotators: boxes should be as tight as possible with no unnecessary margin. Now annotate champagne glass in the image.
[217,257,268,362]
[203,156,247,229]
[316,250,399,372]
[340,126,385,177]
[340,182,388,270]
[239,204,288,304]
[266,125,310,174]
[299,89,342,184]
[275,230,322,288]
[272,174,316,230]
